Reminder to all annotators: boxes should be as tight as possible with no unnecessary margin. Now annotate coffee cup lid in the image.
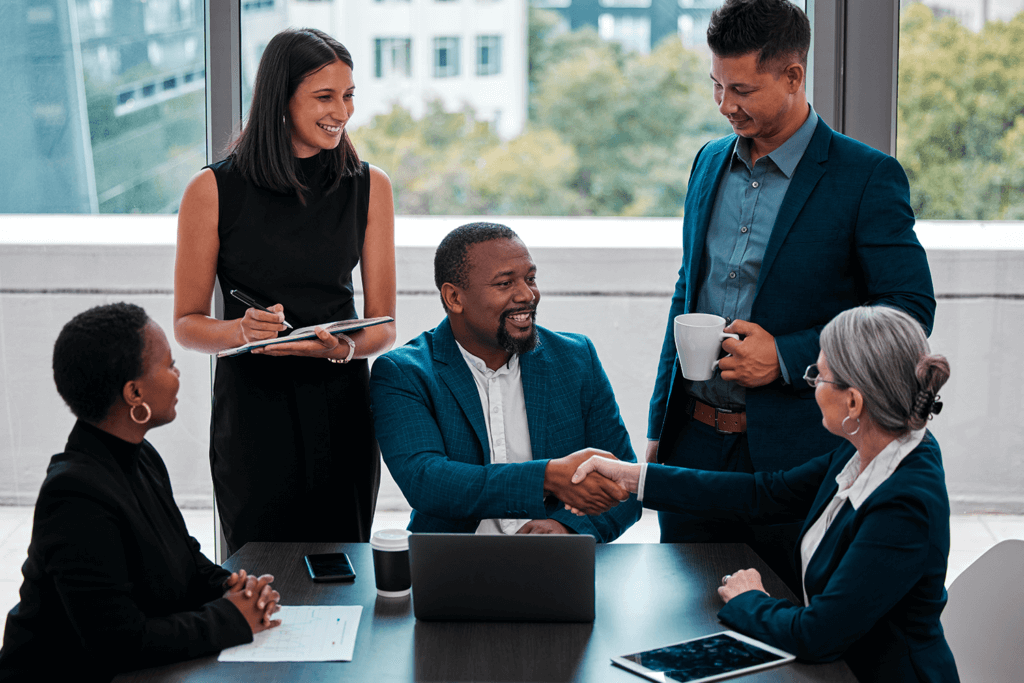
[370,529,411,550]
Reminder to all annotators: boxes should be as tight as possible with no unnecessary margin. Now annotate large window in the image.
[896,1,1024,220]
[231,1,734,217]
[0,0,206,213]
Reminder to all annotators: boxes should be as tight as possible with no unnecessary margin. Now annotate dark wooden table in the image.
[116,542,855,682]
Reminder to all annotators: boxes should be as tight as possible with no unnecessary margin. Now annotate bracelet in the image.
[328,334,356,364]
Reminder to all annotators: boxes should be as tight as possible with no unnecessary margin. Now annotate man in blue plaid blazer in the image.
[369,223,641,541]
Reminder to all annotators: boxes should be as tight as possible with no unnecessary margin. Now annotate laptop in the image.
[408,533,596,622]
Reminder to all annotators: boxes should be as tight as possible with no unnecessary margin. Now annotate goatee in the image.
[497,307,538,356]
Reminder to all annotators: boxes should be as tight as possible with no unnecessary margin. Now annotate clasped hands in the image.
[223,569,282,634]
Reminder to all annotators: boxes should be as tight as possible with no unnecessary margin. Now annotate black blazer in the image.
[0,421,251,682]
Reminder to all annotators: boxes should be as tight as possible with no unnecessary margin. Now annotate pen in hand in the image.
[229,289,294,330]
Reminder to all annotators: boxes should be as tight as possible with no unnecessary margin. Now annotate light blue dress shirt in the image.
[690,107,818,410]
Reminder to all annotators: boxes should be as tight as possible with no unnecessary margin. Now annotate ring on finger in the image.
[721,574,732,586]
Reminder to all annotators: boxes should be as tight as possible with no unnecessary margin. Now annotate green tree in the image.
[471,128,587,216]
[897,4,1024,219]
[350,101,581,215]
[350,102,495,214]
[533,29,726,215]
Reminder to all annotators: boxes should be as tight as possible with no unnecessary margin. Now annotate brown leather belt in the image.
[691,398,747,433]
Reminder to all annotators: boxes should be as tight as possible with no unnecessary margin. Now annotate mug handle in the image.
[711,333,740,372]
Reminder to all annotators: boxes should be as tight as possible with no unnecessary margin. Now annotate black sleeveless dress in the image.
[207,153,380,555]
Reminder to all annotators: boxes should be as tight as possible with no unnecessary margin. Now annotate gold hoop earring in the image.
[841,415,860,436]
[130,402,152,425]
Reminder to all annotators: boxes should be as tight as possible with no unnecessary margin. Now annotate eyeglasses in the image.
[803,364,844,389]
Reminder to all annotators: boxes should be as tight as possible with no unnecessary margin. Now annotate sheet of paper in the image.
[218,605,363,662]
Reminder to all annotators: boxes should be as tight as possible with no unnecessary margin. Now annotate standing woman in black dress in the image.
[174,28,396,554]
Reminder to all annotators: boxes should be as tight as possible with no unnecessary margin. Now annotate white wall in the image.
[1,217,1021,513]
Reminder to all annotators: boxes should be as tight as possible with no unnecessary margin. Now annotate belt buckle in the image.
[714,406,734,435]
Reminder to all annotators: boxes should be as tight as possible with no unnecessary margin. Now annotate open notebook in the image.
[216,316,393,358]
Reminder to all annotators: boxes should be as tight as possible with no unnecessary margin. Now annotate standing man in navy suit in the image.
[371,223,641,541]
[647,0,935,588]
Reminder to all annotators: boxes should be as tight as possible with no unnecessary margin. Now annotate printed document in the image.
[218,605,363,662]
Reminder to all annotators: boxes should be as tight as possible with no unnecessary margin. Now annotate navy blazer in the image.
[649,118,935,471]
[369,318,642,541]
[643,433,958,682]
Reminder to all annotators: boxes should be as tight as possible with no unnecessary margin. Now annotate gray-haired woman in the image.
[571,306,958,682]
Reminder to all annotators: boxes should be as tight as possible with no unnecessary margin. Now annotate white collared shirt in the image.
[456,343,534,535]
[799,428,927,605]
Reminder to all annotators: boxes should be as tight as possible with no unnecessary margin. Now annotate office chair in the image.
[941,538,1024,682]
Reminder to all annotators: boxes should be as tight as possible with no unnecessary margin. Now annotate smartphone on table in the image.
[304,553,357,582]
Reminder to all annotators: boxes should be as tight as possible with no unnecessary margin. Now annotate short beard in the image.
[497,307,538,356]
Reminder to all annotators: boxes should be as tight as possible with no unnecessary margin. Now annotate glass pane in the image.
[238,0,737,217]
[896,1,1024,220]
[0,0,206,213]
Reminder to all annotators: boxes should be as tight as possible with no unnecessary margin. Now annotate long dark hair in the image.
[231,28,362,198]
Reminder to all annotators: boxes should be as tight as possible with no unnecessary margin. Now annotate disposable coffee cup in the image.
[370,529,412,598]
[674,313,740,381]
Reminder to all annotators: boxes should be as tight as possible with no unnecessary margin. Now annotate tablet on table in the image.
[611,630,795,683]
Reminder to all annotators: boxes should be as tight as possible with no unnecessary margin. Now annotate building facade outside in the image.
[530,0,722,54]
[278,0,529,140]
[902,0,1024,31]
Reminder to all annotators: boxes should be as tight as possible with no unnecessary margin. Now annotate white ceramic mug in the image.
[674,313,740,381]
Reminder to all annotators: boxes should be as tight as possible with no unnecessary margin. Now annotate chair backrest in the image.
[941,538,1024,683]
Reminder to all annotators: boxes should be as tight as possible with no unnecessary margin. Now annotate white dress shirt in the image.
[456,343,534,535]
[799,428,926,605]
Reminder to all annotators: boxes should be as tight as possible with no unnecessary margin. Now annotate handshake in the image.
[542,448,642,516]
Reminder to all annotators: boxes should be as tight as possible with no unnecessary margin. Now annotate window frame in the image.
[432,36,462,78]
[375,37,413,79]
[810,0,898,155]
[475,35,501,76]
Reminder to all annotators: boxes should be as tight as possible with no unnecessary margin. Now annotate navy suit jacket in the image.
[643,433,958,682]
[649,119,935,471]
[369,319,642,541]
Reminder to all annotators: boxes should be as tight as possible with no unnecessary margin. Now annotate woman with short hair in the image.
[174,28,397,553]
[572,306,958,681]
[0,303,280,682]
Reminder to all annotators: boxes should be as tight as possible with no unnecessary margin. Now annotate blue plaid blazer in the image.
[369,318,641,541]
